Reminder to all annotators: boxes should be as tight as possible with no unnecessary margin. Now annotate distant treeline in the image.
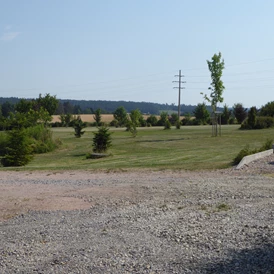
[0,97,207,115]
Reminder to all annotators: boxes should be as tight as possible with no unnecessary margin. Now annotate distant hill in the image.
[0,97,221,115]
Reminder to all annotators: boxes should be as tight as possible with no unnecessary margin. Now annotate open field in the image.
[51,114,157,123]
[2,124,273,171]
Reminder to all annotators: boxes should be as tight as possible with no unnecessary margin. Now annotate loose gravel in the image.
[1,155,274,273]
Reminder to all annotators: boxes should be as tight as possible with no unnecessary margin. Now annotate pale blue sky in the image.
[1,0,274,108]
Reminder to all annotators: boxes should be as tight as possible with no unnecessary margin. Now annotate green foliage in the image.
[146,115,158,126]
[36,93,59,115]
[202,52,225,112]
[233,103,247,124]
[59,113,72,127]
[241,116,274,129]
[193,103,210,125]
[15,99,33,113]
[157,112,168,126]
[221,104,231,124]
[169,113,179,126]
[175,119,181,129]
[109,119,119,127]
[164,120,171,130]
[72,116,87,138]
[0,133,8,156]
[255,116,274,129]
[1,101,14,118]
[93,108,102,126]
[129,109,142,127]
[241,107,257,129]
[113,106,128,127]
[259,101,274,117]
[92,126,112,153]
[233,145,252,165]
[25,124,61,153]
[216,203,231,212]
[233,139,273,165]
[2,129,33,166]
[127,109,143,136]
[181,113,192,125]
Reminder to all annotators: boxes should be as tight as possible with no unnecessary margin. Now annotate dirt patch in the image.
[0,171,137,222]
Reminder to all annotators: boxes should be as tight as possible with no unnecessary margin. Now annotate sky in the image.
[1,0,274,108]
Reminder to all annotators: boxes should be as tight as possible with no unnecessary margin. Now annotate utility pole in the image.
[173,70,186,119]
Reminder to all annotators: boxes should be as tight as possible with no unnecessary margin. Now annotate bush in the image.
[255,116,274,129]
[25,125,60,153]
[109,119,119,127]
[73,117,87,138]
[146,115,158,126]
[233,145,252,165]
[233,139,273,165]
[164,120,171,130]
[241,116,274,130]
[2,129,33,166]
[92,126,112,153]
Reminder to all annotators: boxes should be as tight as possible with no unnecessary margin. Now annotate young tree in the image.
[221,104,231,124]
[233,103,247,124]
[36,93,59,115]
[203,52,225,112]
[113,106,128,127]
[1,101,14,118]
[73,116,87,138]
[2,129,33,166]
[157,112,168,126]
[247,106,257,129]
[15,99,33,114]
[201,52,225,135]
[146,115,158,126]
[193,103,210,125]
[93,108,102,126]
[259,101,274,117]
[92,126,112,153]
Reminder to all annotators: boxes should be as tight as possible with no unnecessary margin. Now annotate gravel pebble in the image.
[1,154,274,273]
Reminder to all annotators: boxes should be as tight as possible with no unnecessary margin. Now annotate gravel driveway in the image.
[1,155,274,273]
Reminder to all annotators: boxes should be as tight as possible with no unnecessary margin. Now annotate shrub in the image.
[109,119,119,127]
[73,117,87,138]
[233,145,252,165]
[255,116,274,129]
[92,126,112,153]
[175,119,181,129]
[25,125,59,153]
[233,139,273,165]
[2,129,33,166]
[146,115,158,126]
[164,120,171,130]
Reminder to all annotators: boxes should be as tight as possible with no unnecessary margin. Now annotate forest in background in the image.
[0,97,212,115]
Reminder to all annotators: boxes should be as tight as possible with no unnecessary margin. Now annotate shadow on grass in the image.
[201,243,274,273]
[137,137,190,143]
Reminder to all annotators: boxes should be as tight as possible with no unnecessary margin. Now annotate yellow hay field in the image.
[51,114,155,123]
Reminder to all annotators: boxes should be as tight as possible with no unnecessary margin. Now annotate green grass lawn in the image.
[7,124,272,171]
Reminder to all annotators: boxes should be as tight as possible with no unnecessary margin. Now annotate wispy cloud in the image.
[1,32,20,41]
[4,25,12,30]
[1,25,20,41]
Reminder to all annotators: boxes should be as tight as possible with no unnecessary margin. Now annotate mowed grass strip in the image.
[3,125,274,171]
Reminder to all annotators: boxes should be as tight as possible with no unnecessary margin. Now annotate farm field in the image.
[51,114,157,123]
[8,124,274,171]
